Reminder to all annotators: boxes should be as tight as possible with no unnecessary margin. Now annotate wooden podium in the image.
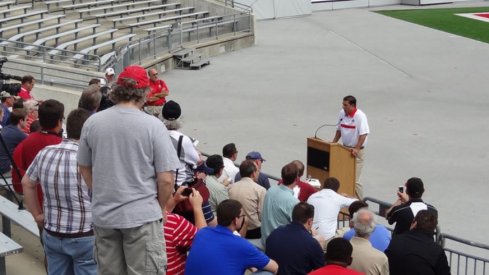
[306,137,356,197]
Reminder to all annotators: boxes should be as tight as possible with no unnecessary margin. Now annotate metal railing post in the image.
[179,22,183,45]
[167,28,172,51]
[152,34,156,59]
[196,23,200,43]
[138,39,141,65]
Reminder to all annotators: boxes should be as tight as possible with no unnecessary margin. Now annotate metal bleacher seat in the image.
[94,2,181,23]
[62,0,124,11]
[72,33,136,63]
[0,195,40,238]
[0,19,83,47]
[182,15,225,27]
[48,28,118,57]
[144,24,172,35]
[0,1,16,9]
[99,51,117,65]
[75,0,165,18]
[0,232,23,275]
[180,18,236,37]
[0,4,32,18]
[24,24,101,55]
[44,0,75,10]
[0,10,48,28]
[0,14,65,36]
[110,7,194,28]
[126,11,209,33]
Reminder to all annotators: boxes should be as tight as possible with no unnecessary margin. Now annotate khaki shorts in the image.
[94,220,166,275]
[145,105,163,120]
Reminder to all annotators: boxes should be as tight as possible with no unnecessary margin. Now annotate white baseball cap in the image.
[105,68,115,75]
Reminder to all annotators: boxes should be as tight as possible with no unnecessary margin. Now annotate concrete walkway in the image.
[164,3,489,244]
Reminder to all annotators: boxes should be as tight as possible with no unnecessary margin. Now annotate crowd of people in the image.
[0,66,450,275]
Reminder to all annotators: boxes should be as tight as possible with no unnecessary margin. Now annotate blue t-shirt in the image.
[343,224,391,252]
[0,125,27,173]
[0,104,10,127]
[185,225,270,275]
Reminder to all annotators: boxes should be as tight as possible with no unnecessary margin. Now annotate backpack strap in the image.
[174,135,184,187]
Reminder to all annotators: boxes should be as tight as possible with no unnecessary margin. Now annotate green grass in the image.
[376,7,489,43]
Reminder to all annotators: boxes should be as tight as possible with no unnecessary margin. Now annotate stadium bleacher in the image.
[0,0,248,73]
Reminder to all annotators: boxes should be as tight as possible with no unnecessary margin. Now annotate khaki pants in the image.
[145,105,163,120]
[94,220,166,275]
[355,149,365,199]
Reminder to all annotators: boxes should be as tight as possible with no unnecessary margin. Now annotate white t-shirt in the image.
[336,108,369,148]
[169,130,201,186]
[307,189,357,239]
[219,157,239,184]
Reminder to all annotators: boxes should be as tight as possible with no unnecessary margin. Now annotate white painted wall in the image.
[239,0,312,19]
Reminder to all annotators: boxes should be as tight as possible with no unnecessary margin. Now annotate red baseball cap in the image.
[116,65,150,89]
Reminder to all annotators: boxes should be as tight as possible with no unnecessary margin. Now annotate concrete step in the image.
[189,59,210,70]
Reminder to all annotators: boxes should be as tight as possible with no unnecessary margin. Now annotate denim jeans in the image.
[43,230,97,275]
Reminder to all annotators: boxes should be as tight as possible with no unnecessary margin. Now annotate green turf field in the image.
[376,7,489,43]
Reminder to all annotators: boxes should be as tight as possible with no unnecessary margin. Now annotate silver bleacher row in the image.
[0,177,39,275]
[0,0,239,69]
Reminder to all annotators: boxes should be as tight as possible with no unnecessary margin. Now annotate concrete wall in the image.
[239,0,312,19]
[311,0,466,11]
[192,33,255,57]
[31,84,82,115]
[312,0,400,11]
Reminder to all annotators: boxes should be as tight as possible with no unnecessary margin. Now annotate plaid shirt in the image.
[26,139,92,234]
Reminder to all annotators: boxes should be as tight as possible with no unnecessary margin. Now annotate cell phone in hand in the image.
[398,186,404,193]
[181,188,193,197]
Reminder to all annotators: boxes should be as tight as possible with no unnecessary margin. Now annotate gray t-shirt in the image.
[77,105,179,228]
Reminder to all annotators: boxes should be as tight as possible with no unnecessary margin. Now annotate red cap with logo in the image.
[116,65,150,89]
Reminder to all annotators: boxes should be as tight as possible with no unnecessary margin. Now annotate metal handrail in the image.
[443,233,489,251]
[114,12,253,73]
[2,57,100,89]
[212,0,253,13]
[0,38,102,70]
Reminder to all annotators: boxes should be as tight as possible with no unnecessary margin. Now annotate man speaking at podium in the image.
[332,95,369,199]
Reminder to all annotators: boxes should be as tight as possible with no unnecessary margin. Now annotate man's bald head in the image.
[352,208,375,238]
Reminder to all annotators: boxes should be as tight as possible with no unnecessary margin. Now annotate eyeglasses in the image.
[151,73,158,77]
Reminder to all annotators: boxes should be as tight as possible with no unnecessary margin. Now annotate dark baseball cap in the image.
[246,151,265,161]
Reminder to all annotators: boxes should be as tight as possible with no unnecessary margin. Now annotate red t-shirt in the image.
[146,79,169,106]
[11,131,62,209]
[278,179,318,202]
[297,180,318,202]
[164,212,198,275]
[309,264,364,275]
[18,87,32,100]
